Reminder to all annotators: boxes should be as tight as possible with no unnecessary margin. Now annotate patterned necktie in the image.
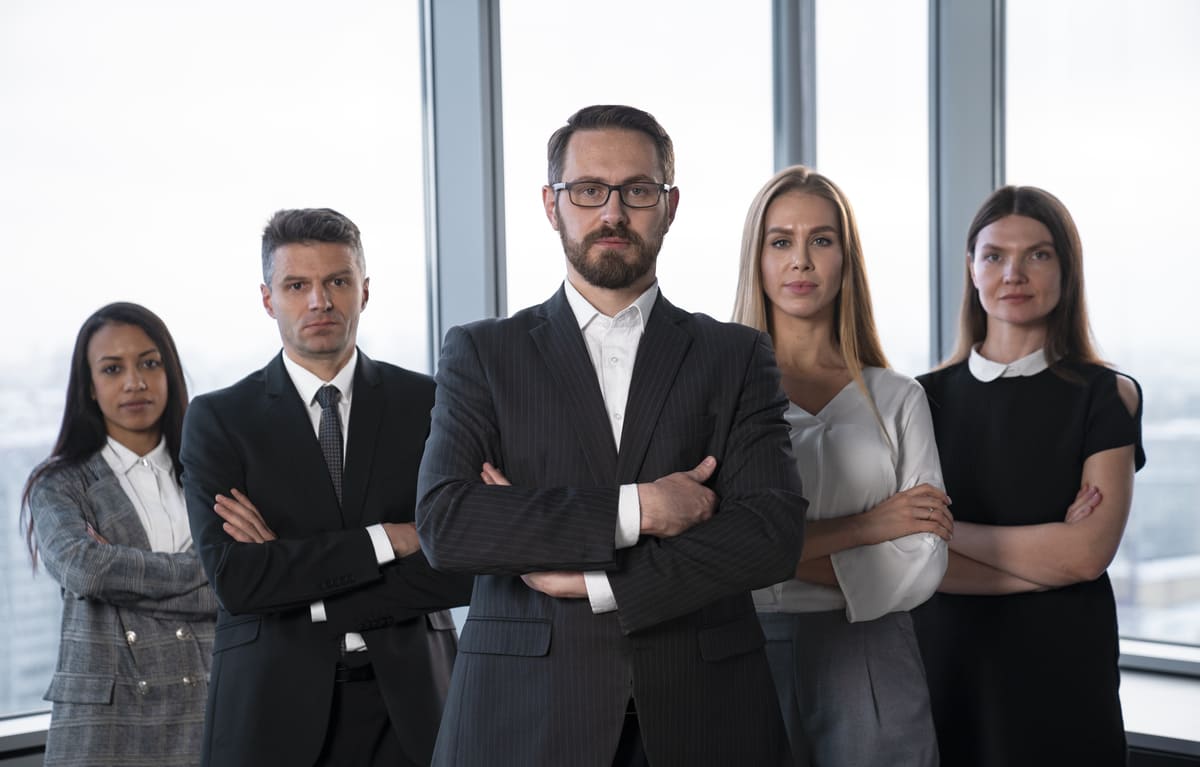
[315,385,343,504]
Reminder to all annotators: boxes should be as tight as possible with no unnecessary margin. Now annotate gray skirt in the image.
[758,610,938,767]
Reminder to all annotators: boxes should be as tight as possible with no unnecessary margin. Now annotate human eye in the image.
[625,183,652,198]
[100,364,121,375]
[142,357,163,370]
[574,184,603,200]
[812,236,833,247]
[286,281,305,291]
[331,277,349,287]
[1031,249,1055,261]
[979,250,1000,263]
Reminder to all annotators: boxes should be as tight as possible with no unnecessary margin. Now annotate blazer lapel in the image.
[341,352,382,528]
[263,354,346,530]
[83,453,153,550]
[616,294,692,482]
[529,288,619,484]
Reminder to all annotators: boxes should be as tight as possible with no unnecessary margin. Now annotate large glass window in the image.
[499,1,773,321]
[1008,0,1200,646]
[0,0,427,718]
[816,0,930,377]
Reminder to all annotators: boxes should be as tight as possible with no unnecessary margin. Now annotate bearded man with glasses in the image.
[417,104,806,767]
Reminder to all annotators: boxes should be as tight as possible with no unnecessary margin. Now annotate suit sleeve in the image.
[831,380,948,622]
[319,551,474,634]
[606,332,806,634]
[416,325,621,573]
[182,395,383,615]
[31,472,218,621]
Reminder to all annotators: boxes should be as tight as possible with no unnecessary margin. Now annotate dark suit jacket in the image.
[416,289,806,767]
[182,351,474,767]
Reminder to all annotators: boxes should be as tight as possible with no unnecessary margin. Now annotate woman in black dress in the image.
[914,186,1144,766]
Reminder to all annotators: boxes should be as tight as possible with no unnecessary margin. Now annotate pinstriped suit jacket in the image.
[417,288,807,767]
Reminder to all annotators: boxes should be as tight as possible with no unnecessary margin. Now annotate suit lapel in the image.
[616,294,692,482]
[263,354,346,529]
[342,353,382,527]
[529,288,619,484]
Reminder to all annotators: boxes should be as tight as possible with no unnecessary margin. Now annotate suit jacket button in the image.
[176,627,191,640]
[125,630,138,645]
[136,680,149,695]
[182,675,195,686]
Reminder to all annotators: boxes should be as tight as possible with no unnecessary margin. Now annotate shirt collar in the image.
[281,348,358,407]
[968,344,1051,382]
[563,278,659,332]
[104,435,172,473]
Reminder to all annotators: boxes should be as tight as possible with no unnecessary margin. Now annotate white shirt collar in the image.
[563,279,658,331]
[104,435,172,474]
[968,344,1051,382]
[281,348,358,406]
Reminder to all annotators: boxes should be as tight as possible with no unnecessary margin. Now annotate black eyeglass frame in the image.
[550,180,673,209]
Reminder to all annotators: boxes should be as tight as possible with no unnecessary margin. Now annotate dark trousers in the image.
[612,700,650,767]
[315,655,413,767]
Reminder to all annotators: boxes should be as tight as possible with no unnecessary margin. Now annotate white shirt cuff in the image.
[310,600,327,623]
[584,571,618,613]
[366,523,396,565]
[616,484,640,549]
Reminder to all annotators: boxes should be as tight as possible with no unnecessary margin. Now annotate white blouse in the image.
[101,437,192,553]
[754,367,947,622]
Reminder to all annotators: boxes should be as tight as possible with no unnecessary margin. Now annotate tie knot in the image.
[316,385,341,410]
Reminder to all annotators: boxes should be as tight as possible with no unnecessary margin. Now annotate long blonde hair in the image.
[732,165,892,445]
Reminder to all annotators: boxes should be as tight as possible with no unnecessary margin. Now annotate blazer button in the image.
[182,675,195,686]
[125,630,138,645]
[136,680,149,696]
[175,627,191,640]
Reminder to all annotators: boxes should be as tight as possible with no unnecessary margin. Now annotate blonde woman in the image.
[913,186,1144,766]
[733,166,948,766]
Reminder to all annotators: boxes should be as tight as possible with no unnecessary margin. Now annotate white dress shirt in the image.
[281,350,395,652]
[101,437,191,553]
[562,279,657,613]
[753,367,948,622]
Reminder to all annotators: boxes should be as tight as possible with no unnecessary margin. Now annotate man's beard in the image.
[559,217,664,290]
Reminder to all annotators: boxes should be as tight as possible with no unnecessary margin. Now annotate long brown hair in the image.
[19,303,189,569]
[945,185,1103,368]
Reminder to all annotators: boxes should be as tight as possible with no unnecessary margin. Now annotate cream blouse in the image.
[754,367,947,622]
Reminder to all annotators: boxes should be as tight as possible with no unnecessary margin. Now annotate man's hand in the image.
[382,522,422,557]
[480,462,511,486]
[521,571,587,598]
[637,456,718,538]
[214,488,277,543]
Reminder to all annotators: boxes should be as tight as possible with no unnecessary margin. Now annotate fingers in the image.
[480,462,512,486]
[907,483,953,507]
[85,523,110,545]
[214,491,276,543]
[682,456,716,484]
[229,487,259,513]
[1065,485,1102,523]
[920,506,955,540]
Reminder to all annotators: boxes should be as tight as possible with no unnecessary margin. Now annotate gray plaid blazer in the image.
[30,451,217,767]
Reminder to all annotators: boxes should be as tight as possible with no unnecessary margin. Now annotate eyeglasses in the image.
[551,181,672,209]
